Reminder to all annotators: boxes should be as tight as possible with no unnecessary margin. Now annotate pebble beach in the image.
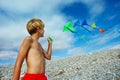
[0,49,120,80]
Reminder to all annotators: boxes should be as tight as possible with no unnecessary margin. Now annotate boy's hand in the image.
[48,37,53,44]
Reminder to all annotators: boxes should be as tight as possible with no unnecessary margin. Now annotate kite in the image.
[74,20,93,34]
[90,23,97,29]
[100,29,105,33]
[81,25,93,34]
[64,20,105,36]
[63,22,76,33]
[73,20,80,27]
[90,23,106,34]
[73,20,82,32]
[81,20,89,26]
[80,35,88,43]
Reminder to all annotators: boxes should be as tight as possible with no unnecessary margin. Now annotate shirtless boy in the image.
[12,18,52,80]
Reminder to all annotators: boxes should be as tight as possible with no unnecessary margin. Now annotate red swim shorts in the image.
[22,73,47,80]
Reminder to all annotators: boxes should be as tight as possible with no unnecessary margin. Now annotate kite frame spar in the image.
[74,20,93,34]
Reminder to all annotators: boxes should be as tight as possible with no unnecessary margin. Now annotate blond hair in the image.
[26,18,44,35]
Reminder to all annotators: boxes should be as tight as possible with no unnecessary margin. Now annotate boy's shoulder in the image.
[24,36,33,43]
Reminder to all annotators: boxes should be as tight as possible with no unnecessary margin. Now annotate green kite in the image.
[90,23,97,29]
[63,22,76,33]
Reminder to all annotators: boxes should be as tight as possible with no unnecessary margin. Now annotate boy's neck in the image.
[31,33,40,41]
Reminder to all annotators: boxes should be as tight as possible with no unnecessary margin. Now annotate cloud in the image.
[95,42,120,52]
[39,15,75,50]
[0,0,75,16]
[0,20,28,50]
[75,24,120,53]
[90,3,104,18]
[41,30,74,51]
[115,1,120,8]
[107,14,117,21]
[0,0,119,64]
[80,0,105,19]
[109,44,120,50]
[0,0,43,14]
[68,47,86,55]
[0,0,76,62]
[89,25,120,45]
[51,56,64,60]
[0,50,17,60]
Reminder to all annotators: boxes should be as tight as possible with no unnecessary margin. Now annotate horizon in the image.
[0,48,120,66]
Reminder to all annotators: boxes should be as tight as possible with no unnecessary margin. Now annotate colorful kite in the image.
[63,19,106,44]
[64,19,105,39]
[63,22,76,33]
[90,23,97,29]
[81,20,89,26]
[80,35,88,43]
[81,25,93,34]
[74,20,93,34]
[73,20,80,27]
[100,29,105,33]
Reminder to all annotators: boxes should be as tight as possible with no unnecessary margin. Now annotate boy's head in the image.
[26,18,44,35]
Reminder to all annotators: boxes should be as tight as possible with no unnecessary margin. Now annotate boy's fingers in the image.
[48,36,53,42]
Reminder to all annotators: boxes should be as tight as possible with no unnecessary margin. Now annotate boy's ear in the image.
[35,27,40,33]
[36,27,42,30]
[36,27,39,30]
[36,27,41,32]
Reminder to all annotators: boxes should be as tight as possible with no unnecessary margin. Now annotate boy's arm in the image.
[12,37,32,80]
[42,38,52,60]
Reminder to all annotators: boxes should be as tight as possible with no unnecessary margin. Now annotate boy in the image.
[12,18,52,80]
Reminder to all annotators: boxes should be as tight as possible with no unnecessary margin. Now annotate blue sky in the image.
[0,0,120,65]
